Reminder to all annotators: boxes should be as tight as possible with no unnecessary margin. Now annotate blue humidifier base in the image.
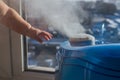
[56,41,120,80]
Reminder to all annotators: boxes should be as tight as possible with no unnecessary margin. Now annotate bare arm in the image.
[0,1,52,43]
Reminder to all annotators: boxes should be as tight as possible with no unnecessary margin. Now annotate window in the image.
[24,0,120,73]
[11,0,55,80]
[23,0,67,73]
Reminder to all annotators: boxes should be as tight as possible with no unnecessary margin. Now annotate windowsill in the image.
[28,66,56,72]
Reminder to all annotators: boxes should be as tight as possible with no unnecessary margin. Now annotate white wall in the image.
[0,22,12,79]
[0,0,18,80]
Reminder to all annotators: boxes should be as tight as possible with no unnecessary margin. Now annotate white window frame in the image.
[9,0,55,80]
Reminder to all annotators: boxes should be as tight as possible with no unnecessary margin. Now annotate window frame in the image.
[10,0,55,80]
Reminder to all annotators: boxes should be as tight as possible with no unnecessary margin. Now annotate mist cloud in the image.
[24,0,88,38]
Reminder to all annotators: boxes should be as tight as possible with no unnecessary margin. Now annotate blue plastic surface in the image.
[56,41,120,80]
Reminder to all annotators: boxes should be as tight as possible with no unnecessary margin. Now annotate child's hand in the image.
[28,27,53,43]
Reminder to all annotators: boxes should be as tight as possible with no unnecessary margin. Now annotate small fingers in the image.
[38,31,53,42]
[43,31,53,39]
[44,35,51,40]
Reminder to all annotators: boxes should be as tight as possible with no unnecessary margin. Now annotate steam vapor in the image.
[24,0,88,38]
